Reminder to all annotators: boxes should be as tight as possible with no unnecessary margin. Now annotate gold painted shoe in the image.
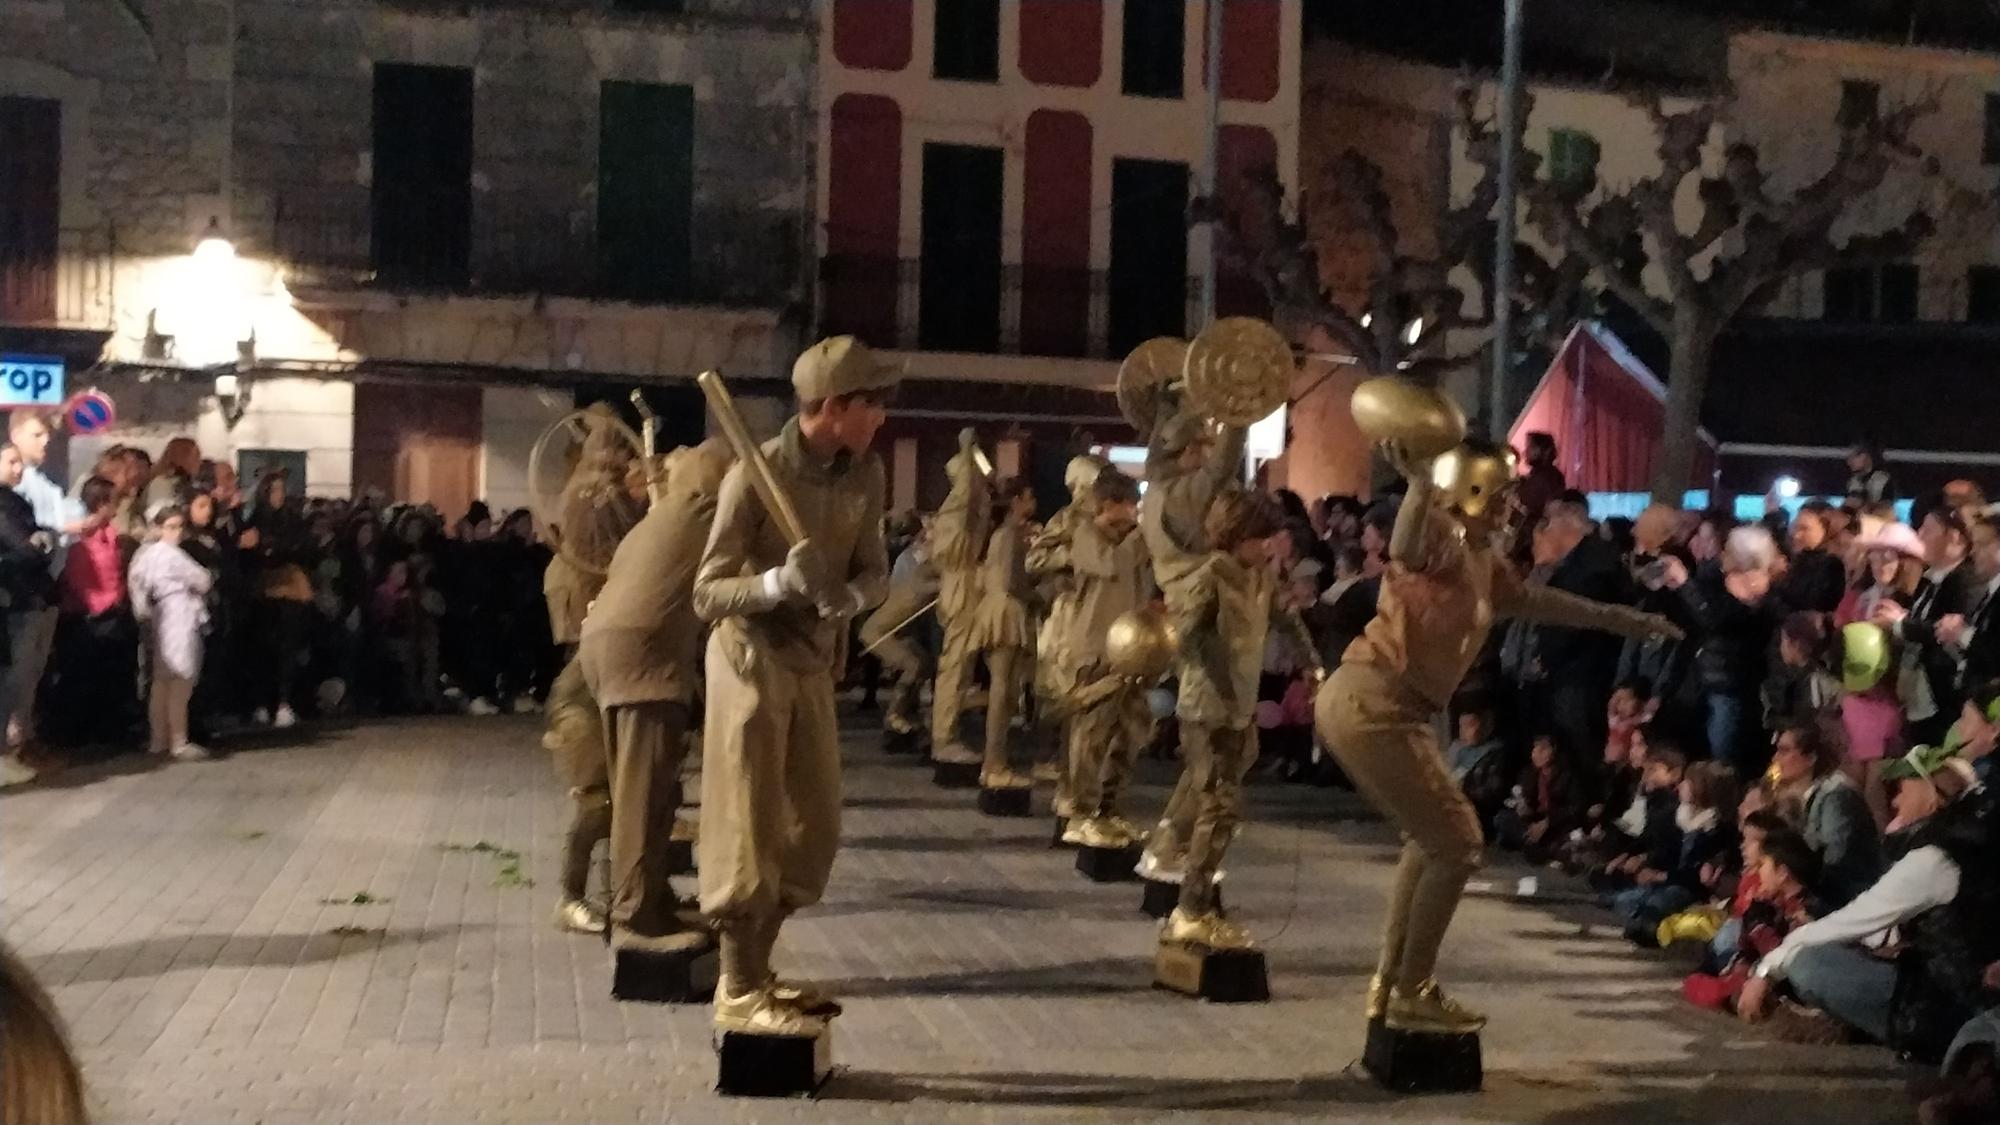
[554,898,607,935]
[771,978,844,1017]
[1098,815,1145,843]
[1365,974,1390,1022]
[1384,979,1486,1034]
[1075,817,1135,849]
[1059,819,1088,846]
[1161,908,1258,951]
[1031,761,1062,783]
[980,767,1032,789]
[713,985,825,1037]
[886,712,916,735]
[934,742,982,765]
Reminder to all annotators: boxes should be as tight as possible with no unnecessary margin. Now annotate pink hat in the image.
[1858,522,1925,560]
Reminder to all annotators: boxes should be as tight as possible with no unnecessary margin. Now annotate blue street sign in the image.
[0,354,65,407]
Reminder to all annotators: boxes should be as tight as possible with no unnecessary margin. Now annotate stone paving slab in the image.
[0,712,1916,1123]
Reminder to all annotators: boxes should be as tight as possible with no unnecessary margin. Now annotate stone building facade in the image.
[1,0,814,515]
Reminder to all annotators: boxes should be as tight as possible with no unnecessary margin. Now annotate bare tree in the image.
[1511,88,1970,499]
[1201,87,1587,407]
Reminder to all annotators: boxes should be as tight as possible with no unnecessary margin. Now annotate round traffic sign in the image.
[63,390,116,435]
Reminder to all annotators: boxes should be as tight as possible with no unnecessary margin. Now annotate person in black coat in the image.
[1523,501,1638,774]
[1937,514,2000,698]
[1775,505,1847,615]
[1878,507,1980,746]
[1494,734,1590,861]
[1661,527,1785,773]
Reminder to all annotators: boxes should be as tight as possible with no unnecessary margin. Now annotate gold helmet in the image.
[1430,438,1519,520]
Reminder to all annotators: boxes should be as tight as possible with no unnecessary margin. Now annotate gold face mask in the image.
[1431,443,1520,520]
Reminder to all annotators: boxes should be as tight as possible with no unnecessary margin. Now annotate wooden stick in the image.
[696,370,807,547]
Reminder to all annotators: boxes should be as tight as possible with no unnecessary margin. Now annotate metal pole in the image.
[1488,0,1524,438]
[1200,0,1225,328]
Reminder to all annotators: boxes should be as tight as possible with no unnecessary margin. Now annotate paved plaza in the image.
[1,710,1919,1123]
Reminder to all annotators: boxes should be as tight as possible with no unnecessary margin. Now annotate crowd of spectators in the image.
[0,411,560,785]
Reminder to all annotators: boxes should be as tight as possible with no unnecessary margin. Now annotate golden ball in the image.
[1105,607,1178,681]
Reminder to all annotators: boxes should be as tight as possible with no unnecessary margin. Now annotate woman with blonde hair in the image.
[1,940,88,1125]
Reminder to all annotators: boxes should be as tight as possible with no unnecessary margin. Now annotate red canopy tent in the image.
[1507,322,1717,492]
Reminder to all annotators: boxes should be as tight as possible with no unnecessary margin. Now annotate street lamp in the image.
[193,215,235,263]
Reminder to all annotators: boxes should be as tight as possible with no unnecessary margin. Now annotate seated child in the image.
[1445,708,1509,835]
[1682,828,1819,1012]
[1611,759,1740,944]
[1495,734,1588,862]
[1589,741,1688,892]
[1605,677,1658,772]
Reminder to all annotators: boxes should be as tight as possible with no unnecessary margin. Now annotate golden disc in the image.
[1182,317,1293,427]
[1350,376,1468,459]
[1116,336,1187,440]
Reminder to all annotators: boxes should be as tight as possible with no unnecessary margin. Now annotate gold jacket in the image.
[692,418,889,676]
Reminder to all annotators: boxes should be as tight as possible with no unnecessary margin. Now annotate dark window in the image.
[1985,94,2000,165]
[610,0,685,12]
[919,143,1004,352]
[598,81,694,301]
[1879,263,1918,323]
[1838,80,1880,128]
[934,0,999,82]
[0,96,61,324]
[371,63,473,287]
[1547,128,1601,195]
[1823,263,1918,323]
[1108,157,1189,354]
[1969,266,2000,324]
[1122,0,1183,99]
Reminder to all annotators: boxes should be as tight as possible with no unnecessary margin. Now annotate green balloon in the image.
[1842,622,1890,694]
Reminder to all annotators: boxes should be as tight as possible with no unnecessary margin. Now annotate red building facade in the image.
[817,0,1302,511]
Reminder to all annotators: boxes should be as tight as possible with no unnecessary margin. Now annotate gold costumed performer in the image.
[1314,436,1680,1033]
[1156,490,1316,948]
[928,430,993,766]
[1136,407,1247,885]
[542,657,612,934]
[969,477,1039,788]
[857,545,938,742]
[1028,454,1111,802]
[1049,468,1153,845]
[577,438,734,946]
[545,403,648,660]
[692,337,897,1036]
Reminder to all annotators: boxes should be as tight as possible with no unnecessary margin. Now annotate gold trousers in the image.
[561,784,611,901]
[930,616,979,752]
[1315,662,1483,992]
[870,633,928,731]
[603,700,693,933]
[981,645,1030,775]
[1064,677,1153,819]
[697,639,841,922]
[1172,722,1257,915]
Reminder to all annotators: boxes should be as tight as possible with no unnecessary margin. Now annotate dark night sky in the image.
[1307,0,2000,56]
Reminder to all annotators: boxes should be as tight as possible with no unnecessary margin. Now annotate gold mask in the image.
[1431,442,1520,520]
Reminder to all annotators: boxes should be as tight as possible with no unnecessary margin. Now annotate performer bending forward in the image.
[1314,438,1679,1035]
[692,337,898,1036]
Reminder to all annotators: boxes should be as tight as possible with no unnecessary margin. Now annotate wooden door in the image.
[352,382,483,516]
[0,97,61,324]
[397,439,479,524]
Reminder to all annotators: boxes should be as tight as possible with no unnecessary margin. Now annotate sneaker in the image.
[0,757,36,788]
[1384,979,1486,1034]
[273,705,297,730]
[170,743,212,762]
[1161,907,1257,951]
[554,898,607,935]
[713,984,826,1037]
[1134,850,1185,883]
[467,698,500,717]
[252,708,272,726]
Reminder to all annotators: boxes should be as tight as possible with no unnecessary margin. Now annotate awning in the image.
[1509,321,1717,492]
